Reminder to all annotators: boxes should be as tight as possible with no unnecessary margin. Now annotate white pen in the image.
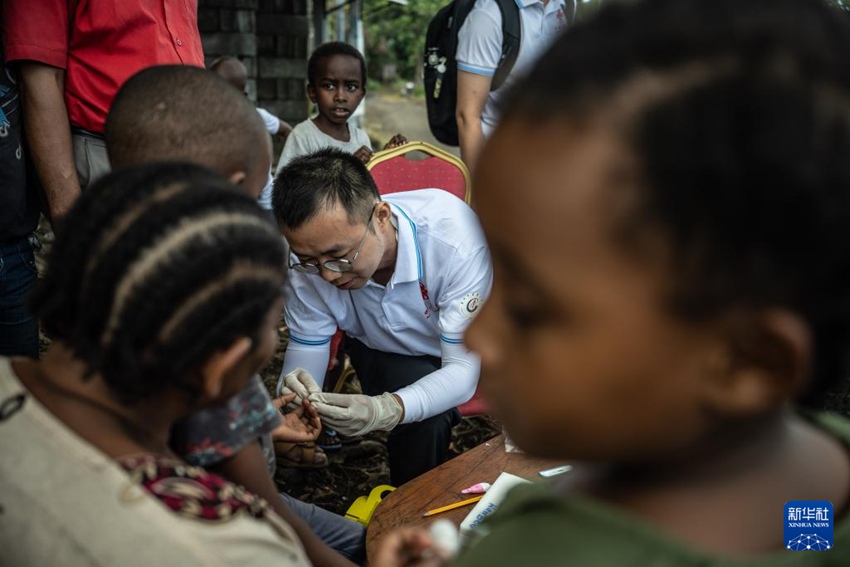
[538,465,573,478]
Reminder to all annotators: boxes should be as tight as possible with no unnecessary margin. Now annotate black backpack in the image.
[424,0,521,146]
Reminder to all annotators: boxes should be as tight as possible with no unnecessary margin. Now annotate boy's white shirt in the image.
[280,189,493,424]
[457,0,570,137]
[275,118,372,175]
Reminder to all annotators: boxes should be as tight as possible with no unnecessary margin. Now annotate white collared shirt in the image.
[457,0,571,137]
[281,189,493,422]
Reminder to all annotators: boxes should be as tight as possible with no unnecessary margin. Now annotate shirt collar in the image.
[388,202,422,287]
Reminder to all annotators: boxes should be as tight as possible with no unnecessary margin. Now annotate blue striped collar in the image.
[388,202,423,286]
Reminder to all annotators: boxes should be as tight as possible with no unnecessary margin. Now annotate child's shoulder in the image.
[457,459,850,567]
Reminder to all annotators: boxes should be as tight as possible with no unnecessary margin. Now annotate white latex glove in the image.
[309,392,403,437]
[276,368,322,408]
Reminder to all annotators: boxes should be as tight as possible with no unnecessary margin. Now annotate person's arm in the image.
[18,61,81,222]
[209,442,358,567]
[276,119,294,141]
[277,275,338,393]
[456,70,492,173]
[394,339,480,423]
[278,338,332,394]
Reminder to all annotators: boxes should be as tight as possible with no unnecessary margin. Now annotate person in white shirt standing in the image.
[456,0,573,172]
[272,148,493,486]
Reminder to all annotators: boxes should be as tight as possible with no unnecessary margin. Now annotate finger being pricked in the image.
[372,527,450,567]
[273,390,301,412]
[300,398,322,428]
[272,391,298,410]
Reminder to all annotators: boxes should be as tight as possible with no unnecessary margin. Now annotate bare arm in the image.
[456,70,492,174]
[18,61,81,223]
[209,442,358,567]
[276,119,293,141]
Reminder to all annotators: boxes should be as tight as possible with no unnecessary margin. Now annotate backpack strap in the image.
[490,0,521,91]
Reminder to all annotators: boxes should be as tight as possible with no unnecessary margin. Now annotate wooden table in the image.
[365,434,561,559]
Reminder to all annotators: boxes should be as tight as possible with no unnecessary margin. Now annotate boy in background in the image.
[277,41,405,173]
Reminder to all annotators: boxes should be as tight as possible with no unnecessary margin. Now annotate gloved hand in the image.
[275,368,322,408]
[308,392,404,437]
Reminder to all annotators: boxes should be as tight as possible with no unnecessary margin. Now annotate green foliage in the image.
[363,0,449,82]
[362,0,603,81]
[363,0,849,83]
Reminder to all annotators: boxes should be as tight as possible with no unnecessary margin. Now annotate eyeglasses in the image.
[289,208,375,275]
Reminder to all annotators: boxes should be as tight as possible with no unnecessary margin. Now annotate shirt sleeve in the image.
[169,376,282,470]
[256,107,280,135]
[456,3,503,77]
[352,125,373,152]
[395,245,493,422]
[279,273,338,390]
[3,0,69,68]
[276,123,313,175]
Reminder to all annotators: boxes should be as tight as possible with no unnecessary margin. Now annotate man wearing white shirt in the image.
[456,0,572,172]
[272,148,492,485]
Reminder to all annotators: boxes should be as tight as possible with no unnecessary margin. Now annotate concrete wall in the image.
[198,0,311,127]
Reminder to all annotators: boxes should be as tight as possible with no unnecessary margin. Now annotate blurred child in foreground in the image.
[375,0,850,564]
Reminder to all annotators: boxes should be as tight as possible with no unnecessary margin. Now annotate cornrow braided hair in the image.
[31,162,287,405]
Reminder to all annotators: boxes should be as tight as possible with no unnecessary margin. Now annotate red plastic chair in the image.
[457,388,489,417]
[367,141,471,203]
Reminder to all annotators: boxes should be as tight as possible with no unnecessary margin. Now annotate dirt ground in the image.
[363,89,459,156]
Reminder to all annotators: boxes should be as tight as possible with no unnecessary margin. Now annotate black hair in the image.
[506,0,850,406]
[105,65,267,180]
[307,41,367,88]
[31,162,287,405]
[272,148,380,230]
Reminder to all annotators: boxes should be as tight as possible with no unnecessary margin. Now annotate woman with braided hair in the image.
[0,162,312,566]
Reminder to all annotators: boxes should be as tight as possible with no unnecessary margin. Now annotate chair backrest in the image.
[458,388,489,417]
[367,141,471,203]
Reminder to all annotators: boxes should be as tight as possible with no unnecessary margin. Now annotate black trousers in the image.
[347,338,461,486]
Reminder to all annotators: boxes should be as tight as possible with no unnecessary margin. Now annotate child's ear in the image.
[701,309,811,417]
[306,84,316,103]
[228,171,247,186]
[198,337,253,401]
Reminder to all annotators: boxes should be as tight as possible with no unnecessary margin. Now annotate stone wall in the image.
[198,0,311,127]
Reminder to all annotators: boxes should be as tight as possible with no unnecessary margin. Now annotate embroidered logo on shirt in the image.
[460,292,482,319]
[420,282,432,318]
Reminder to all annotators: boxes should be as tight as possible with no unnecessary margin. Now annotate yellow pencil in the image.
[422,495,484,517]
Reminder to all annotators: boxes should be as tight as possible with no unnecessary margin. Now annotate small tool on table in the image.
[422,495,484,517]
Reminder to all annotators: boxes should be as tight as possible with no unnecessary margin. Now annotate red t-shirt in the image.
[3,0,205,133]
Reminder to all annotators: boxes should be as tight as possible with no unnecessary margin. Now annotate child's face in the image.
[466,117,725,462]
[308,55,366,127]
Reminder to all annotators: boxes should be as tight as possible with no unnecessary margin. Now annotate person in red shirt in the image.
[2,0,204,223]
